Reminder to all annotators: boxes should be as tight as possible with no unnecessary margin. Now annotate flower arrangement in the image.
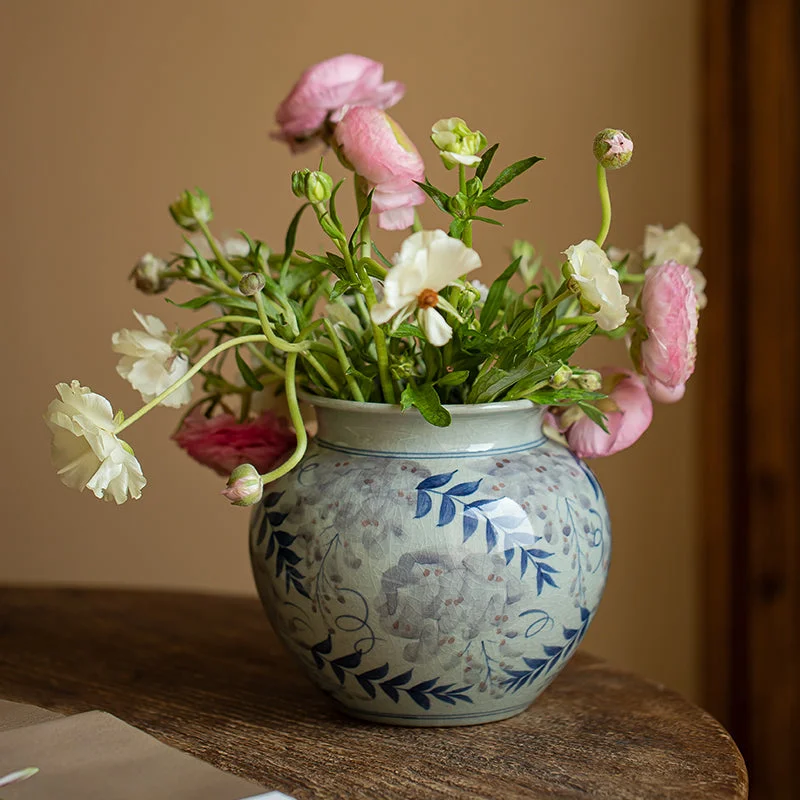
[45,54,704,507]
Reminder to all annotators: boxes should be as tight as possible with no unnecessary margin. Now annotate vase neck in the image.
[311,400,546,458]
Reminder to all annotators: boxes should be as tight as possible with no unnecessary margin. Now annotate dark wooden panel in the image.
[0,588,747,800]
[702,0,800,796]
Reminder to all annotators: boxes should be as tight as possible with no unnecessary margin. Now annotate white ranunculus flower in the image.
[564,239,629,331]
[112,311,192,407]
[644,223,702,267]
[45,381,146,504]
[643,223,706,308]
[371,230,482,346]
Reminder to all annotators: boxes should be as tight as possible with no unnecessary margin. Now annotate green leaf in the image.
[468,215,503,226]
[482,155,543,196]
[235,348,263,390]
[535,322,597,362]
[481,196,528,211]
[348,189,374,252]
[415,180,449,213]
[330,279,355,301]
[481,256,522,332]
[329,180,345,232]
[400,383,451,427]
[282,203,309,273]
[449,218,466,239]
[166,294,217,310]
[281,260,325,295]
[389,322,426,339]
[578,401,609,433]
[475,143,499,181]
[437,370,470,386]
[371,240,393,268]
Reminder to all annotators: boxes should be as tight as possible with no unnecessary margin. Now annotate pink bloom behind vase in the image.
[563,368,653,459]
[275,54,405,150]
[334,106,426,230]
[173,411,296,476]
[638,260,698,402]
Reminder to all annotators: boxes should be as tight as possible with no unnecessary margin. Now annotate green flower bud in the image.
[549,365,573,389]
[181,258,203,280]
[238,271,266,296]
[576,370,603,392]
[511,240,536,262]
[291,169,333,203]
[431,117,488,170]
[169,188,213,230]
[465,176,483,198]
[593,128,634,170]
[222,463,263,507]
[447,192,468,215]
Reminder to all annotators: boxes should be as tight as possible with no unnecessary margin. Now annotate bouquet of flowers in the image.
[45,54,704,507]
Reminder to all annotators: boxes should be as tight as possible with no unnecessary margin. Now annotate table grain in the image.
[0,587,747,799]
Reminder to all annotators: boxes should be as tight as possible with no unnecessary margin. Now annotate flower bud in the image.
[576,370,603,392]
[291,169,333,203]
[549,365,573,389]
[169,189,213,230]
[465,176,483,198]
[239,271,266,296]
[593,128,634,170]
[131,253,171,294]
[222,463,263,507]
[431,117,487,170]
[447,192,468,215]
[181,258,203,280]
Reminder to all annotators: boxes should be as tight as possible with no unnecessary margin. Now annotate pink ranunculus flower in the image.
[638,260,699,403]
[172,410,296,477]
[334,106,426,230]
[559,368,653,459]
[274,54,405,151]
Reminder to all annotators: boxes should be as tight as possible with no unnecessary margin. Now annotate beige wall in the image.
[0,1,700,700]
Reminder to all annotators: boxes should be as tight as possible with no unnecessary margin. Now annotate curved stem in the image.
[253,292,308,353]
[114,334,268,435]
[245,343,285,378]
[303,351,340,393]
[173,315,260,348]
[258,352,308,484]
[541,288,576,317]
[595,163,612,248]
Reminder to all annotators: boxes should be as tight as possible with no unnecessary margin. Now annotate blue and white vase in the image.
[250,397,611,726]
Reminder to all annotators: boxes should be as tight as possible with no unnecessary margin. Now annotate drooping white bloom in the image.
[45,381,146,504]
[643,223,706,309]
[371,230,482,346]
[112,311,192,407]
[564,239,629,331]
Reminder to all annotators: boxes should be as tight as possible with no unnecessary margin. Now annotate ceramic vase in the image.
[250,397,611,726]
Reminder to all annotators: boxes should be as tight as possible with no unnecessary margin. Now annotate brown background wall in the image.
[0,0,700,700]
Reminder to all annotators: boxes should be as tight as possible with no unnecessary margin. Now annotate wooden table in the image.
[0,588,747,799]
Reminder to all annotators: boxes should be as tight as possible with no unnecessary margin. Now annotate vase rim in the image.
[298,392,542,417]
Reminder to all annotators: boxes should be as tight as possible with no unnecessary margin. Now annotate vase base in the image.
[333,699,533,727]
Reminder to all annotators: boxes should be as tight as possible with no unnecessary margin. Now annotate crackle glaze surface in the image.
[249,399,611,726]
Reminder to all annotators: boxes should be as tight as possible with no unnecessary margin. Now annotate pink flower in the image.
[559,368,653,459]
[172,410,295,476]
[334,107,426,230]
[638,260,698,403]
[274,54,404,151]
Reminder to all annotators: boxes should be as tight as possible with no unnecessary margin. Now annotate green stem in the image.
[197,220,242,283]
[253,292,307,353]
[412,211,423,233]
[595,163,612,248]
[303,352,340,393]
[258,352,308,484]
[323,319,365,401]
[114,334,269,435]
[173,315,261,348]
[541,288,576,317]
[245,343,285,378]
[458,164,472,247]
[362,281,396,403]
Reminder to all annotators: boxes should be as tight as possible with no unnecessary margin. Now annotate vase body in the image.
[249,398,611,726]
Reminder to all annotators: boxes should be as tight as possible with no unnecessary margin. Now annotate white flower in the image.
[564,239,629,331]
[45,381,146,504]
[112,311,192,407]
[643,223,706,308]
[430,118,487,169]
[371,230,482,346]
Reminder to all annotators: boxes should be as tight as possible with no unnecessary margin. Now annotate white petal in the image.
[395,229,448,265]
[419,307,452,346]
[371,301,400,325]
[132,310,168,339]
[426,236,482,290]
